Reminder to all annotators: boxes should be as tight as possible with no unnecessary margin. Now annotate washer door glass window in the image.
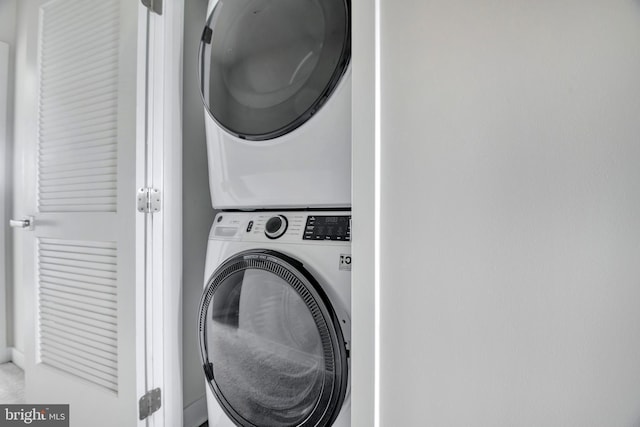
[199,0,351,140]
[198,250,348,426]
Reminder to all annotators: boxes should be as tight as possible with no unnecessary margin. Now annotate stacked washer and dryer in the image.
[196,0,352,426]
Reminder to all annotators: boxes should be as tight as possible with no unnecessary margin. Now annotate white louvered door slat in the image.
[41,320,118,349]
[40,331,117,360]
[37,0,120,214]
[41,99,118,122]
[38,237,118,388]
[23,0,150,425]
[40,150,118,165]
[40,167,116,180]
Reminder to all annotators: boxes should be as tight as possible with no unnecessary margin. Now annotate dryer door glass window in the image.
[199,0,351,140]
[198,251,348,427]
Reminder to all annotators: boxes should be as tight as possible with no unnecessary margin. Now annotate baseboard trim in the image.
[10,348,24,369]
[183,395,207,427]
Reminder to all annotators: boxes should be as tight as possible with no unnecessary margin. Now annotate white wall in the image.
[182,0,215,420]
[0,0,16,363]
[8,0,34,369]
[354,1,640,425]
[0,41,10,363]
[11,0,43,369]
[0,40,9,363]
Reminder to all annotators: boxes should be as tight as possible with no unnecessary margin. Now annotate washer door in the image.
[198,250,349,427]
[199,0,351,141]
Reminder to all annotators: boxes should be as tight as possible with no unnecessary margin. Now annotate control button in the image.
[246,221,253,232]
[265,217,282,233]
[217,215,223,223]
[265,215,288,239]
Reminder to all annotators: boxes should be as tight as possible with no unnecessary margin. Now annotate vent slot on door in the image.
[37,0,121,213]
[38,238,118,393]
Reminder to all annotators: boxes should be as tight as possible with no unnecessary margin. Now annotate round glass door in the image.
[198,250,349,426]
[199,0,351,140]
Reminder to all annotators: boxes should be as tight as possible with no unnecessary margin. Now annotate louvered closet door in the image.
[23,0,147,425]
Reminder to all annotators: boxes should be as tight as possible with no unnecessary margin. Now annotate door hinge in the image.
[141,0,162,15]
[137,188,162,213]
[139,388,162,420]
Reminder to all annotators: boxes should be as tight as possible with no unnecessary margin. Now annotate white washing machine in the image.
[198,211,351,426]
[198,0,352,209]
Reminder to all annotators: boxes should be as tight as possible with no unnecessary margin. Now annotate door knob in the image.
[9,216,34,230]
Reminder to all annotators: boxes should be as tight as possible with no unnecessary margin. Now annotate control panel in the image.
[303,215,351,241]
[210,212,351,244]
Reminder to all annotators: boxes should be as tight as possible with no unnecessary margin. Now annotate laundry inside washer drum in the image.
[200,260,347,426]
[212,326,324,421]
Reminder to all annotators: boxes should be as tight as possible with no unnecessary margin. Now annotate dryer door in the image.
[198,250,349,427]
[199,0,351,141]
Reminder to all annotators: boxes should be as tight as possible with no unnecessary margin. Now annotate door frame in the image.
[143,1,184,425]
[351,0,377,425]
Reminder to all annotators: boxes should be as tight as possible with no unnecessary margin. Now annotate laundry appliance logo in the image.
[339,254,352,271]
[0,405,68,427]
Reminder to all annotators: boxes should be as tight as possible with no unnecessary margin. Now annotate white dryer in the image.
[199,211,351,426]
[198,0,352,209]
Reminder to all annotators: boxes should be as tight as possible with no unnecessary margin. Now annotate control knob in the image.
[264,215,288,239]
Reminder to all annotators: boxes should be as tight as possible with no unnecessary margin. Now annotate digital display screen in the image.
[303,215,351,241]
